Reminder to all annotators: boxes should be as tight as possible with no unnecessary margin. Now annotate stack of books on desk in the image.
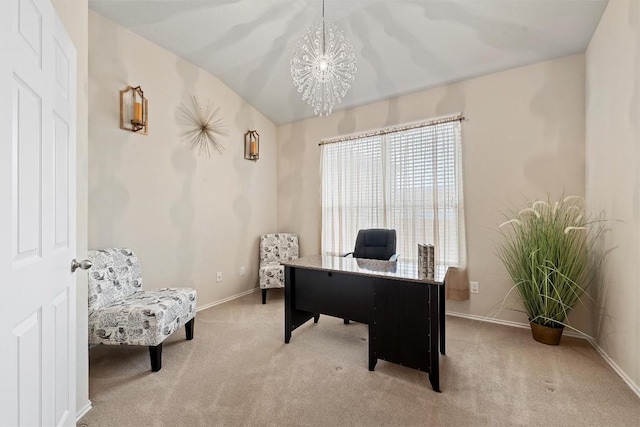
[418,243,435,280]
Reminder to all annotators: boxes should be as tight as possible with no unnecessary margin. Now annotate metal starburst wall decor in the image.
[179,95,227,157]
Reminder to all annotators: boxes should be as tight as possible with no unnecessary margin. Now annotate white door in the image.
[0,0,77,426]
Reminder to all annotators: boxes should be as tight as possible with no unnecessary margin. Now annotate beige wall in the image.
[88,11,278,307]
[278,54,586,327]
[50,0,89,418]
[586,1,640,392]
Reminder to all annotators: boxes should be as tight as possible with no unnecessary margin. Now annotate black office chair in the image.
[342,228,398,324]
[344,228,398,261]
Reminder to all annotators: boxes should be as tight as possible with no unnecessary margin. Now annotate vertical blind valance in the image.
[320,114,469,300]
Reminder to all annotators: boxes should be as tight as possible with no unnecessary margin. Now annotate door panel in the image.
[53,289,70,425]
[17,0,43,68]
[53,39,69,99]
[53,113,69,248]
[13,310,42,427]
[13,77,43,261]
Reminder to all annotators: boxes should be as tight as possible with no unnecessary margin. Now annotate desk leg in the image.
[429,285,441,392]
[284,266,292,344]
[368,357,377,371]
[368,326,376,371]
[429,372,441,393]
[439,283,446,355]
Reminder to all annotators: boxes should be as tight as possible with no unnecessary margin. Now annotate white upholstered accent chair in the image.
[87,248,197,372]
[259,233,299,304]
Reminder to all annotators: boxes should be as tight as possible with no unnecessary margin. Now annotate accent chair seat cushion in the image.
[88,287,197,347]
[259,262,285,290]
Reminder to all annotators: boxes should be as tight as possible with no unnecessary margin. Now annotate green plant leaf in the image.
[497,194,600,332]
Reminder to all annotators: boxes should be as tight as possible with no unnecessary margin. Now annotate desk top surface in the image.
[282,255,446,285]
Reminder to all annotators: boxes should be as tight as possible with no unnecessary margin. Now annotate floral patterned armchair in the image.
[259,233,299,304]
[87,248,197,372]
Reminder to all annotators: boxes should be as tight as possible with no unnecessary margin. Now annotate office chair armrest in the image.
[342,252,354,257]
[389,254,398,262]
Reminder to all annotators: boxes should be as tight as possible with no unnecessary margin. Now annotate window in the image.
[321,116,466,271]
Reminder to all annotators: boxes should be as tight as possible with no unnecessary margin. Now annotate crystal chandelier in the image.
[290,0,357,116]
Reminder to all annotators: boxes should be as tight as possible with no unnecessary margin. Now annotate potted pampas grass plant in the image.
[498,195,598,345]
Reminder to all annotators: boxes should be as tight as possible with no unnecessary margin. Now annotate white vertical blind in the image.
[321,119,465,272]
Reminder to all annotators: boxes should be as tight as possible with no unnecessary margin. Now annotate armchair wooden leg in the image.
[185,318,194,340]
[262,289,267,304]
[149,344,162,372]
[344,319,350,324]
[314,314,320,323]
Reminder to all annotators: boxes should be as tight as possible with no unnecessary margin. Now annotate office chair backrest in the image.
[352,229,397,260]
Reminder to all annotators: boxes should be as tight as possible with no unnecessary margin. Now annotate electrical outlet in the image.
[470,281,479,294]
[216,272,222,282]
[240,266,246,276]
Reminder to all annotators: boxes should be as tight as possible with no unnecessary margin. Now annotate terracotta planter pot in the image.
[529,321,564,345]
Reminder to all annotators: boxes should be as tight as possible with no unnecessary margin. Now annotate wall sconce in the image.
[120,85,148,135]
[244,130,259,161]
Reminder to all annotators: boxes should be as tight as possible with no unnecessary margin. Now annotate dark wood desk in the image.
[283,255,446,392]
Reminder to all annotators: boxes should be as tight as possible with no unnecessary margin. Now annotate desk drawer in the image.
[293,268,371,323]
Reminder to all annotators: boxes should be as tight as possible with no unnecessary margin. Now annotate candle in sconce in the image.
[133,102,142,124]
[250,139,257,156]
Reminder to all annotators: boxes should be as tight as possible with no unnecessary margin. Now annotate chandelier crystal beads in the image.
[290,2,357,117]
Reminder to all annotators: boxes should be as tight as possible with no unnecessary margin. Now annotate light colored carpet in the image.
[78,289,639,427]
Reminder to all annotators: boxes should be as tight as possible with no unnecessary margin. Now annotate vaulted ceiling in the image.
[89,0,608,125]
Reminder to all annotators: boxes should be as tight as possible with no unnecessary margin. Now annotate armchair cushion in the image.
[88,288,197,346]
[259,262,285,290]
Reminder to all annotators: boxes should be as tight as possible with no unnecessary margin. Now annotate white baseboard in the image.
[587,338,640,399]
[76,400,92,423]
[446,310,640,399]
[196,287,260,312]
[446,310,532,331]
[446,311,591,340]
